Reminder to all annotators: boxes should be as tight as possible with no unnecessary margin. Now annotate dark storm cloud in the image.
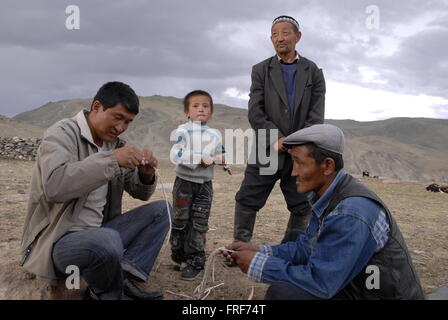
[0,0,447,118]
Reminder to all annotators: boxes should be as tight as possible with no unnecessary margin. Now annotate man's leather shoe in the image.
[123,278,163,300]
[83,287,124,300]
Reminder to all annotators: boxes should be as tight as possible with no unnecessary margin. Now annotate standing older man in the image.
[234,15,325,243]
[226,124,424,300]
[21,82,170,300]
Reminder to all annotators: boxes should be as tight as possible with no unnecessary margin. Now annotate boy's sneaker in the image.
[174,262,188,272]
[180,264,202,281]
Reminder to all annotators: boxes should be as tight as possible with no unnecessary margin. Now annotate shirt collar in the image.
[277,51,300,64]
[310,169,346,218]
[187,118,209,127]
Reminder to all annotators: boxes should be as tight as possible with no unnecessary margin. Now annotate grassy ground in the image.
[0,158,447,299]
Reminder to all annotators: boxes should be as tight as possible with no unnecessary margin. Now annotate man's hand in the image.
[231,250,257,273]
[273,136,287,153]
[226,242,260,252]
[113,146,145,169]
[220,242,260,269]
[137,149,157,183]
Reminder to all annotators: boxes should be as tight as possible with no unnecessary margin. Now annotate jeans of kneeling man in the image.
[52,200,171,299]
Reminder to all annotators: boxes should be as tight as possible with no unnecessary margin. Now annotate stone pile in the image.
[0,136,41,161]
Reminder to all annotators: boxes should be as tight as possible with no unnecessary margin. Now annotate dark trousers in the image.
[234,156,311,242]
[265,281,323,300]
[52,200,170,299]
[170,177,213,269]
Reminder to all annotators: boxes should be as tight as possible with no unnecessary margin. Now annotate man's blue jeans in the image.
[52,200,170,298]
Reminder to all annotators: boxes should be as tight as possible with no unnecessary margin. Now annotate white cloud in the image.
[326,80,448,120]
[365,11,447,58]
[392,11,445,38]
[223,87,249,100]
[358,66,388,84]
[366,35,400,57]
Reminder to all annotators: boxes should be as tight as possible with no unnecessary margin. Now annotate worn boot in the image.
[281,210,311,243]
[233,202,258,243]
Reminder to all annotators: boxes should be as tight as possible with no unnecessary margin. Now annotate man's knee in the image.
[53,228,123,277]
[91,229,123,264]
[137,200,172,232]
[145,200,171,220]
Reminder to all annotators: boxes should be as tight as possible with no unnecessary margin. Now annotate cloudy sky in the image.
[1,0,447,120]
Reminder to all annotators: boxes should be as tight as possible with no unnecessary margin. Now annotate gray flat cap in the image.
[283,124,345,154]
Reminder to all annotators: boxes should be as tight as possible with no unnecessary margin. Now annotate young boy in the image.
[169,90,226,280]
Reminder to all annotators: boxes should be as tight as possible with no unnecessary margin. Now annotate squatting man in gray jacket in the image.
[20,81,171,300]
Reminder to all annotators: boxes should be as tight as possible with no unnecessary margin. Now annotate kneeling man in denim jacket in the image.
[225,124,424,300]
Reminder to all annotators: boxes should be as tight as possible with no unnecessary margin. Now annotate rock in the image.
[413,250,426,255]
[0,136,41,161]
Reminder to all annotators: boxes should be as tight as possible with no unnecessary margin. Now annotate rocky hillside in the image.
[6,96,448,182]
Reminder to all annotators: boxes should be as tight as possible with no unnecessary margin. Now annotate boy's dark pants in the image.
[170,177,213,269]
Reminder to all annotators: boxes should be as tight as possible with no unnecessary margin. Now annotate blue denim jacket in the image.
[247,170,390,299]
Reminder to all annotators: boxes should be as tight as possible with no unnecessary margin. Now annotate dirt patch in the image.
[0,159,447,299]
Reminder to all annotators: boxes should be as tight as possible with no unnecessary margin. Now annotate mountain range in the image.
[3,95,447,182]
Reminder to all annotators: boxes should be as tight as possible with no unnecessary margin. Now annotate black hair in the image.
[183,90,214,113]
[304,143,344,171]
[91,81,139,115]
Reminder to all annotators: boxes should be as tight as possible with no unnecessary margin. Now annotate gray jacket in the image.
[248,55,325,170]
[20,110,157,282]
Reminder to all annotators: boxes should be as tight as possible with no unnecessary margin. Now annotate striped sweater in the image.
[170,119,224,183]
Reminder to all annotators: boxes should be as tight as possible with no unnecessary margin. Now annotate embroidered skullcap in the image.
[272,15,300,31]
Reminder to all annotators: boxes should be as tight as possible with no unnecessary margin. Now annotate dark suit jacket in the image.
[248,55,325,170]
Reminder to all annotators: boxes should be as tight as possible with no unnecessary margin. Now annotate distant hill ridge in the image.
[5,95,448,182]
